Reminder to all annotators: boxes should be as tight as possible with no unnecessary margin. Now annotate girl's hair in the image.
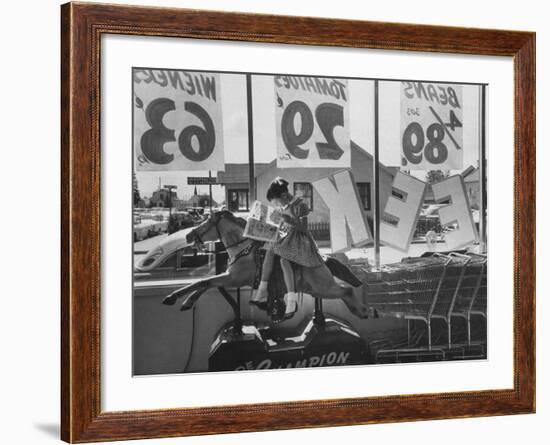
[266,177,289,201]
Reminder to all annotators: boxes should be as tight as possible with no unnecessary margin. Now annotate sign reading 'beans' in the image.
[133,69,224,171]
[400,81,463,170]
[274,75,351,168]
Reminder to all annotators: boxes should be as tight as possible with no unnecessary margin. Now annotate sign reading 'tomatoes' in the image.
[274,75,351,169]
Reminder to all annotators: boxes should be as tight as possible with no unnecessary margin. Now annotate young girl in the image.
[252,177,324,315]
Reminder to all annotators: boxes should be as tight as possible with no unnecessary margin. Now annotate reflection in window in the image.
[293,182,313,211]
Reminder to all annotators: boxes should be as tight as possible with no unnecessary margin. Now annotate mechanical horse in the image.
[162,210,371,319]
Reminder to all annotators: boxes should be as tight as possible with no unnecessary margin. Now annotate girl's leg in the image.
[260,249,275,282]
[251,249,274,303]
[280,258,295,293]
[280,258,298,314]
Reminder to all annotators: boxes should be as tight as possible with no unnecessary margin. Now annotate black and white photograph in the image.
[2,0,544,443]
[132,68,487,375]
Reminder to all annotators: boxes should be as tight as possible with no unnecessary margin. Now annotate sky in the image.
[134,71,482,201]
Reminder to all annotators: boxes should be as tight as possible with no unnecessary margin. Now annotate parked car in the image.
[135,227,217,275]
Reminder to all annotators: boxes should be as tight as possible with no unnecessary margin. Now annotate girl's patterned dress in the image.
[269,197,324,268]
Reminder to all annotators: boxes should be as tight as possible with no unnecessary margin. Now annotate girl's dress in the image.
[269,197,324,268]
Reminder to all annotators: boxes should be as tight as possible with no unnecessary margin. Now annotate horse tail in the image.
[324,257,362,287]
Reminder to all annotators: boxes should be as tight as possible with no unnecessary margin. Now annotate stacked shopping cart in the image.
[359,252,487,364]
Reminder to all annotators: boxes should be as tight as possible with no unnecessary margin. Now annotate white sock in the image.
[285,292,298,303]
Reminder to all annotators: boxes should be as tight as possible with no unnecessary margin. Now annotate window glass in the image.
[133,71,249,284]
[132,71,487,375]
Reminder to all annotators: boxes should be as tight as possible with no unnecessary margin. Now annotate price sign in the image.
[400,81,463,170]
[274,75,350,168]
[133,69,224,171]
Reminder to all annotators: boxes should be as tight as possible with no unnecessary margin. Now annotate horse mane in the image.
[218,210,246,230]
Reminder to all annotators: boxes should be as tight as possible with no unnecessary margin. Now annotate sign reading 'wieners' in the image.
[133,69,225,172]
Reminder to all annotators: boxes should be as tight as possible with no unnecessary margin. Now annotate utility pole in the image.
[246,74,255,203]
[208,170,213,213]
[373,80,381,269]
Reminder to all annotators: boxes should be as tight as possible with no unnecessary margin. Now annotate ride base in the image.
[209,300,367,372]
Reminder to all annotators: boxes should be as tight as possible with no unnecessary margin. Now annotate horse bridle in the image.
[192,212,250,252]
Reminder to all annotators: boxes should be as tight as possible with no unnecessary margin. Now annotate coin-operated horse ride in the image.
[162,210,373,371]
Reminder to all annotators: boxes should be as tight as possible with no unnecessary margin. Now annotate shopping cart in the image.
[450,253,487,347]
[362,252,487,363]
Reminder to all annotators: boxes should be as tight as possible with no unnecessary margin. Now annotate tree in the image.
[425,170,449,184]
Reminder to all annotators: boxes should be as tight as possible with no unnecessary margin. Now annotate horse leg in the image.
[180,287,208,311]
[163,272,231,305]
[334,287,370,319]
[305,267,370,318]
[163,282,201,305]
[178,273,237,311]
[313,285,370,319]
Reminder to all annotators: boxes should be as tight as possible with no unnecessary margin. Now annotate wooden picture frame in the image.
[61,2,535,442]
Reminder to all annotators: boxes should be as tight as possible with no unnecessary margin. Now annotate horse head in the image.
[187,210,246,248]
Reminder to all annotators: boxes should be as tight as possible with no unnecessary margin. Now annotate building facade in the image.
[150,188,178,208]
[179,194,217,209]
[218,142,397,225]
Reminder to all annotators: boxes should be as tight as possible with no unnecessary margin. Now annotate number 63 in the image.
[140,97,215,165]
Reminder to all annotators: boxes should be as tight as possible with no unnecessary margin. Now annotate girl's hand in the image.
[281,214,292,223]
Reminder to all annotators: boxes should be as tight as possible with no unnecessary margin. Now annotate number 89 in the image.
[402,121,448,165]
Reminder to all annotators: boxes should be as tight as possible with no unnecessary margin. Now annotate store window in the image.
[356,182,371,211]
[293,182,313,211]
[228,189,249,212]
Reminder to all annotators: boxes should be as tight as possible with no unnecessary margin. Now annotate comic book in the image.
[243,201,284,242]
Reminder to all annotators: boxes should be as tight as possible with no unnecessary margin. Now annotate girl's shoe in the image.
[250,281,268,307]
[249,299,268,310]
[284,292,299,317]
